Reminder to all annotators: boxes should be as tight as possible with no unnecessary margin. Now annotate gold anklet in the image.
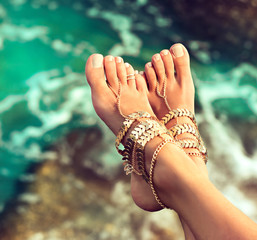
[121,118,170,180]
[169,123,200,139]
[177,138,200,149]
[115,111,154,155]
[161,108,196,125]
[122,120,153,175]
[133,121,168,182]
[187,152,206,162]
[131,120,159,175]
[122,119,160,175]
[176,137,207,162]
[162,108,208,162]
[170,124,206,150]
[149,136,174,209]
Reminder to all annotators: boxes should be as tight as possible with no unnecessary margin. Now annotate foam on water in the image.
[196,63,257,220]
[0,23,48,49]
[87,7,142,56]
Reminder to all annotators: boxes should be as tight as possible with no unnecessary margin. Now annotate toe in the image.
[170,43,192,84]
[160,49,174,80]
[125,62,136,88]
[85,54,109,93]
[135,72,148,93]
[104,55,119,90]
[145,62,157,92]
[152,53,166,87]
[115,56,127,85]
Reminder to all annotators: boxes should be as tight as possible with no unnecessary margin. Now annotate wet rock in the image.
[156,0,257,61]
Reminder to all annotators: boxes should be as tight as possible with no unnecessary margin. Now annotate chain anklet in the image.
[169,123,207,160]
[156,77,171,111]
[161,108,208,162]
[115,111,155,155]
[134,121,168,182]
[161,108,196,125]
[122,120,152,175]
[149,136,174,209]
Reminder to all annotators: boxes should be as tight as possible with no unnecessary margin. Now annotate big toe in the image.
[85,54,107,93]
[170,44,192,85]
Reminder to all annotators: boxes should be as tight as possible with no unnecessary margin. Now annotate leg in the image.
[143,44,256,239]
[144,43,206,239]
[86,53,165,211]
[85,51,257,240]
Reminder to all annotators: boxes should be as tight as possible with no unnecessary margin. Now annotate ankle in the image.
[145,139,207,209]
[144,139,183,205]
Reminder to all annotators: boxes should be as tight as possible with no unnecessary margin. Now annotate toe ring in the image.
[127,74,135,80]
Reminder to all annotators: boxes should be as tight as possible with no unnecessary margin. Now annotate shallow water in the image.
[0,0,257,238]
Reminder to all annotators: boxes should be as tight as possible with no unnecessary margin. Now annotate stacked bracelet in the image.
[115,111,156,155]
[161,108,196,125]
[115,108,208,210]
[161,108,208,163]
[122,119,155,175]
[134,121,168,182]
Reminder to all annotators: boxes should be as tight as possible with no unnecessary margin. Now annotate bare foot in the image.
[144,44,207,173]
[145,43,208,240]
[85,54,154,134]
[85,54,163,211]
[145,43,195,120]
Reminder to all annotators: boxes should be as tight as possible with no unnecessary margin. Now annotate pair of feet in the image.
[85,43,207,212]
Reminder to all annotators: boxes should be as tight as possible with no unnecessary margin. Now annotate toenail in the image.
[125,62,130,68]
[135,70,138,74]
[139,71,144,75]
[116,57,122,63]
[172,44,184,57]
[162,50,169,56]
[154,54,160,61]
[92,54,103,68]
[107,56,114,61]
[148,62,152,67]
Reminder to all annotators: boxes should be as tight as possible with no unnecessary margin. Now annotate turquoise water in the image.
[0,0,257,220]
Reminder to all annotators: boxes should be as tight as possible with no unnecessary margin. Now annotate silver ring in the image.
[127,73,135,77]
[127,76,135,80]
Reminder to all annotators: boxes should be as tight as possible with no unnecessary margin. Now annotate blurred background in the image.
[0,0,257,239]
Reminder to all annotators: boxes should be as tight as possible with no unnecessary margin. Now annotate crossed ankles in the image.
[85,43,208,215]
